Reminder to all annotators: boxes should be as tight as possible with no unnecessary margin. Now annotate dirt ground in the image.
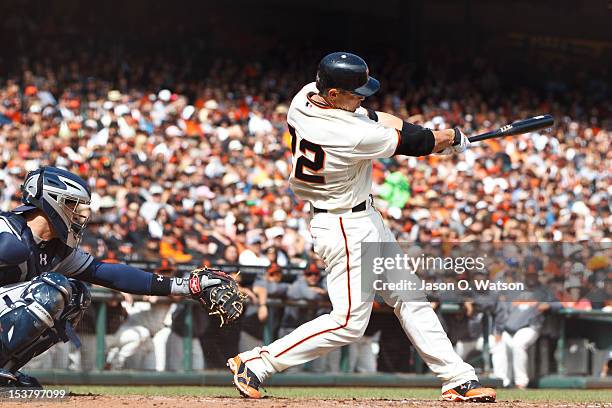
[1,395,605,408]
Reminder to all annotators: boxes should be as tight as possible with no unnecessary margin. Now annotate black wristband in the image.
[453,127,462,146]
[150,274,175,295]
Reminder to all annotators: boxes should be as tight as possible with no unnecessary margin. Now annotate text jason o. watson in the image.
[372,279,525,292]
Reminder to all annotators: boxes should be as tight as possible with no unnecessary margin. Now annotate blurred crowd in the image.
[1,52,609,259]
[1,42,610,380]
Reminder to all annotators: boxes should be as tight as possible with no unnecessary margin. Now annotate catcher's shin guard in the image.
[0,273,72,372]
[2,279,91,372]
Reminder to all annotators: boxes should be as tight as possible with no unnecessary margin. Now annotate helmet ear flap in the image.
[35,167,45,199]
[21,168,45,205]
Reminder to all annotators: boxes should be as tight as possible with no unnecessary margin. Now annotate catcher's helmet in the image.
[18,166,91,248]
[316,52,379,97]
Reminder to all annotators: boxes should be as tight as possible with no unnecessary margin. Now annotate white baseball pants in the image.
[491,328,539,388]
[239,206,477,391]
[106,325,153,369]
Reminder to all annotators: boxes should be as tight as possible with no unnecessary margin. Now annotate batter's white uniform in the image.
[238,83,477,391]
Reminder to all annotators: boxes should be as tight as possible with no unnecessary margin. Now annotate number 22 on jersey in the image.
[289,125,326,184]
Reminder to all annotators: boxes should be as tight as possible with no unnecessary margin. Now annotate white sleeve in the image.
[52,248,94,277]
[350,120,400,160]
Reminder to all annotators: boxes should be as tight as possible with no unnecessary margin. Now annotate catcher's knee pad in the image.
[24,273,73,322]
[0,273,72,371]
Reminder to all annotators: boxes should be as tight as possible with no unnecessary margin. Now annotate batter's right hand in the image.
[438,128,470,154]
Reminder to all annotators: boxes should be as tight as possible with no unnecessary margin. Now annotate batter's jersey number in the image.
[289,125,326,184]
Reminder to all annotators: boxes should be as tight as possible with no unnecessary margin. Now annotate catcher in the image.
[0,166,246,387]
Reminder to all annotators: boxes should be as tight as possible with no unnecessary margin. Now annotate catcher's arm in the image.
[79,259,246,326]
[79,258,211,295]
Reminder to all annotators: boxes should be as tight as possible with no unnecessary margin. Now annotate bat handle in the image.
[468,130,499,143]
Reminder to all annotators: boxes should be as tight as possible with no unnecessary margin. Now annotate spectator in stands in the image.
[139,237,162,261]
[560,277,592,310]
[239,236,268,266]
[159,224,193,263]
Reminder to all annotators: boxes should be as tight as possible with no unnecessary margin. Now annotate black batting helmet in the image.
[316,52,380,97]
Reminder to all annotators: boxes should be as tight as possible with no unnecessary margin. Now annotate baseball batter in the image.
[228,52,496,402]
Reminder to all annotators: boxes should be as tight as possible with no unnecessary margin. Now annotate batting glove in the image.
[438,128,470,154]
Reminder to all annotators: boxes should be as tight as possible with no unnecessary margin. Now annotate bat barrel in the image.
[468,114,554,143]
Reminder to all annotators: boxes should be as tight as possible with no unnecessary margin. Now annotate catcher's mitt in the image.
[188,267,247,327]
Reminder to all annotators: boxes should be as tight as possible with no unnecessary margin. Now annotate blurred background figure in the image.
[279,261,341,373]
[491,262,561,388]
[240,263,289,351]
[106,260,178,370]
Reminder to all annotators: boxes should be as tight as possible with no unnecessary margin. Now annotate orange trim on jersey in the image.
[274,217,352,358]
[306,93,334,109]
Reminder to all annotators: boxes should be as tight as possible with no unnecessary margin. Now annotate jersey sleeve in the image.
[52,247,94,276]
[0,216,30,267]
[0,234,29,266]
[78,259,159,295]
[350,120,400,160]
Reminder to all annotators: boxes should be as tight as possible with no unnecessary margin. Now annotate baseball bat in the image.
[468,114,554,143]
